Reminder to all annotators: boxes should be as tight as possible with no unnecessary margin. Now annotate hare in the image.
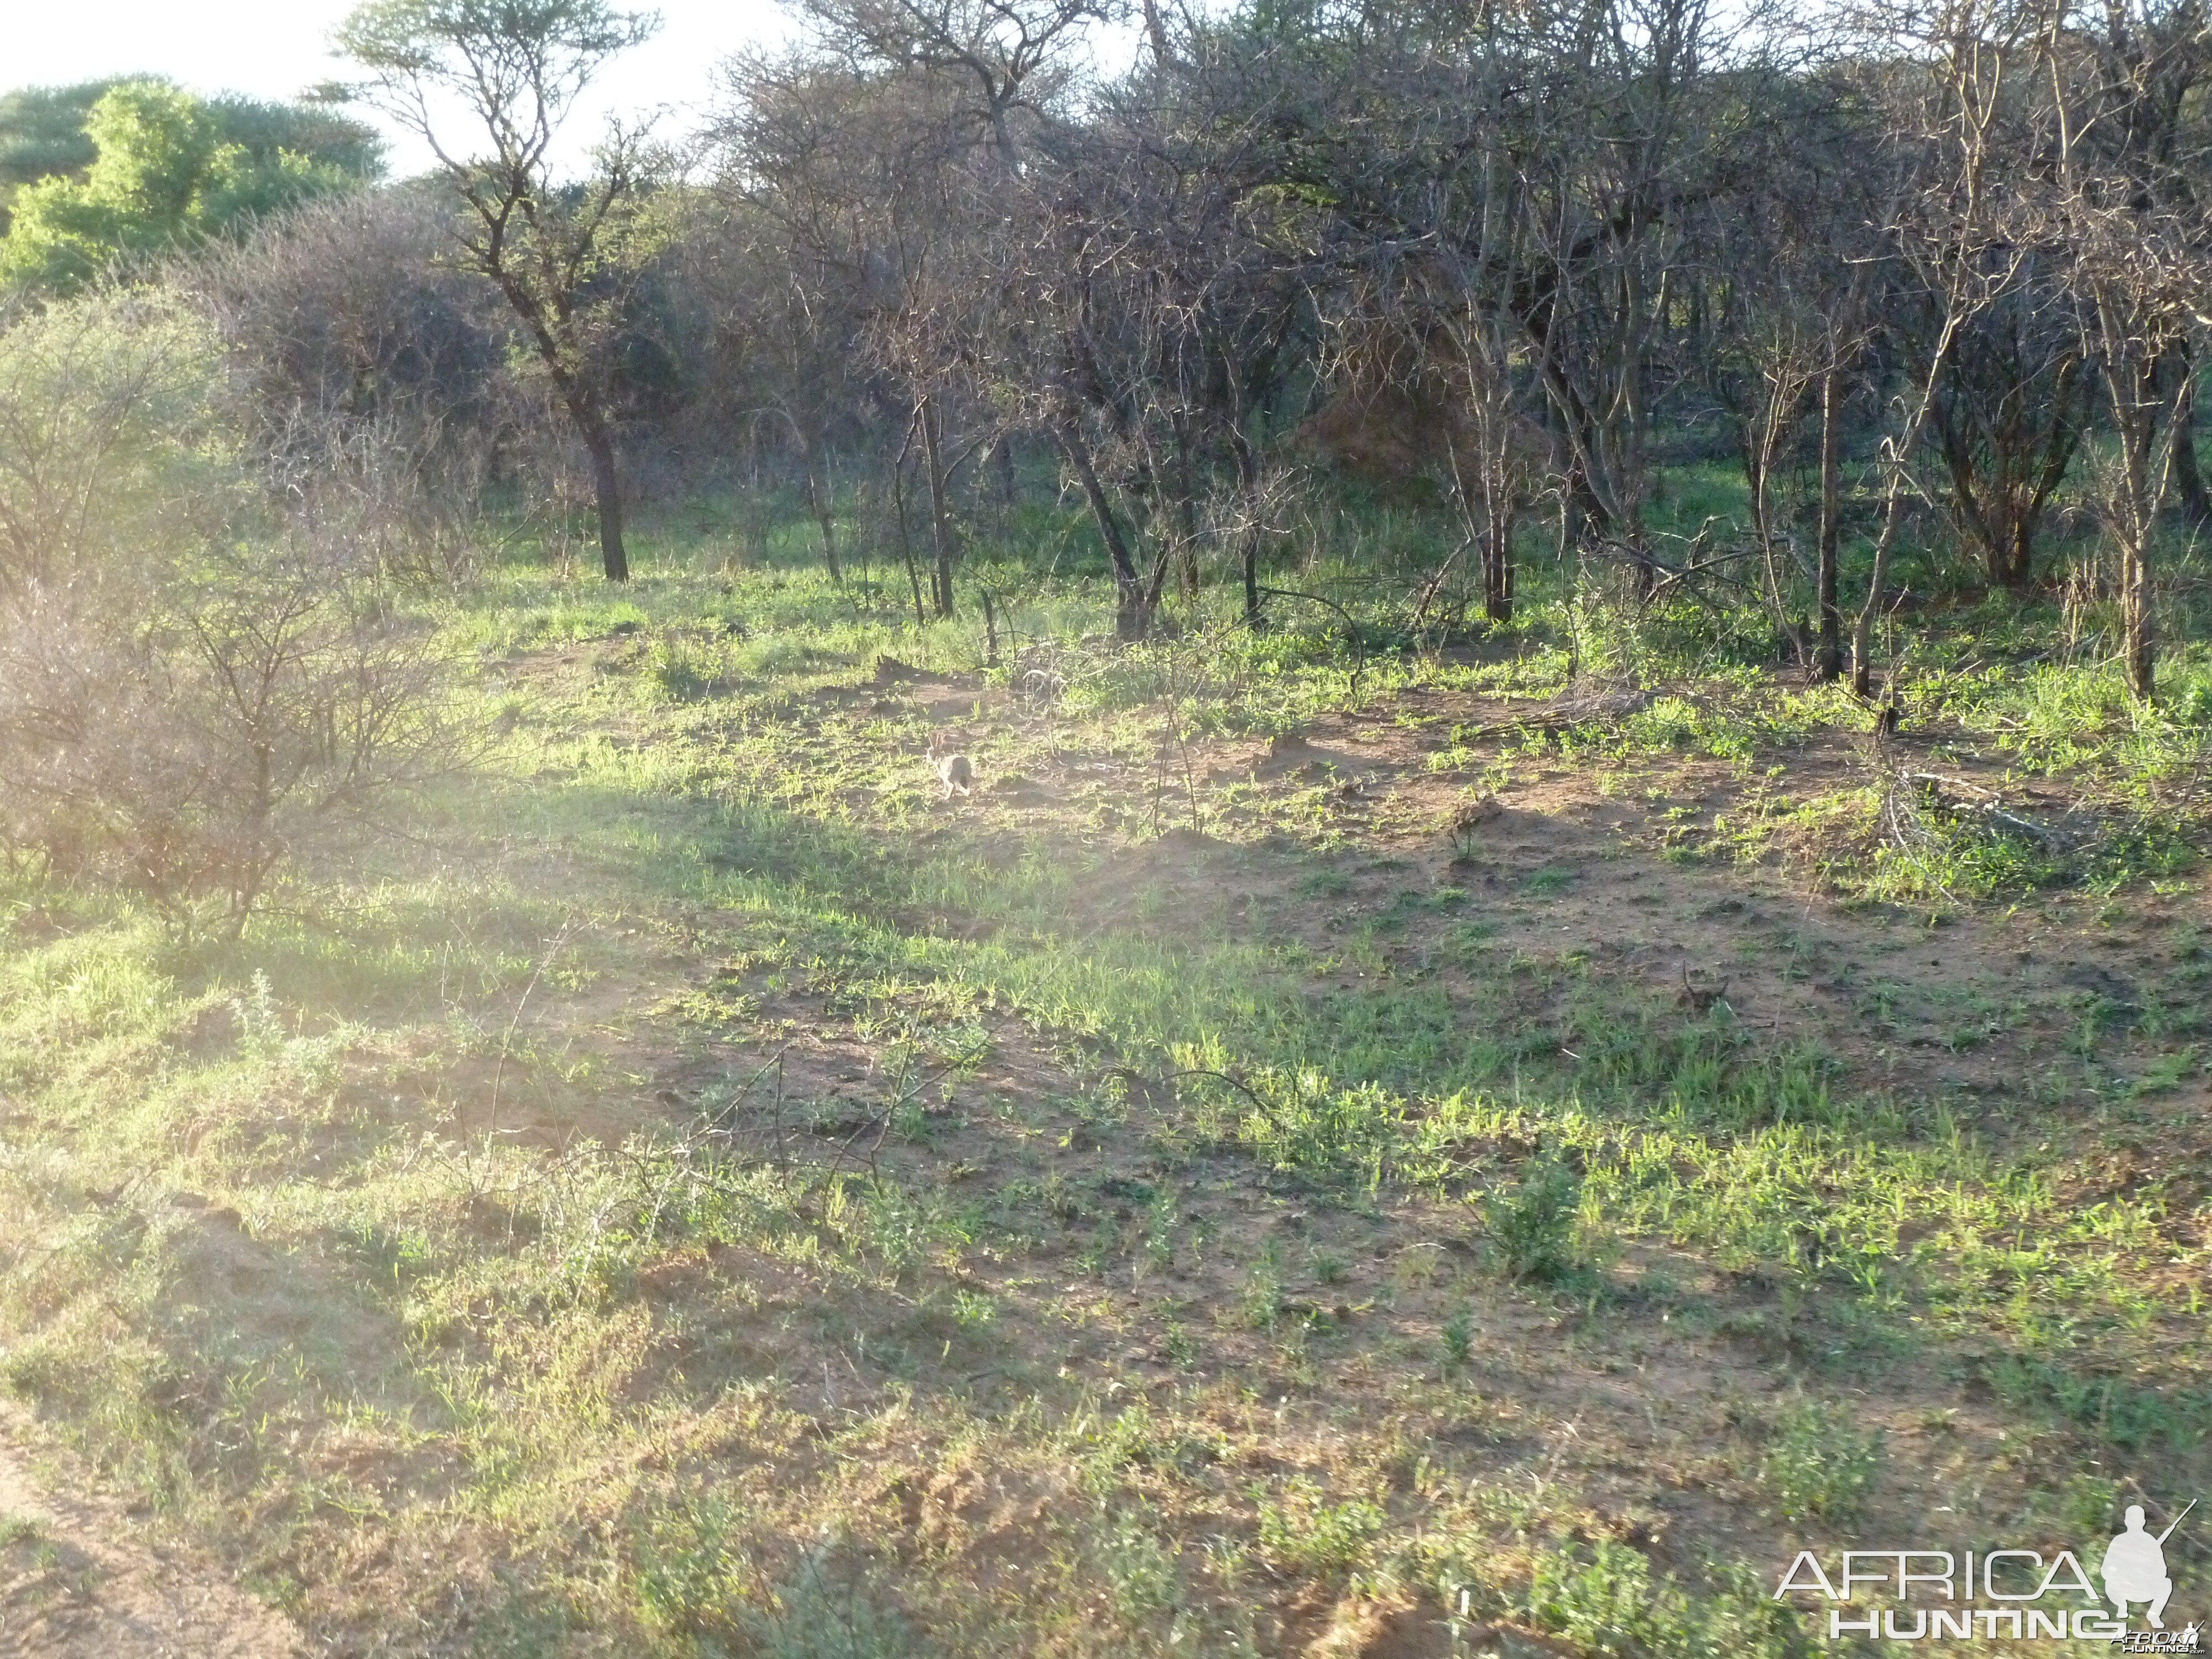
[928,730,974,797]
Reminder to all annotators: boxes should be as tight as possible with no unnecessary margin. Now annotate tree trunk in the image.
[1141,0,1173,67]
[505,275,625,582]
[1995,516,2028,589]
[2117,365,2162,703]
[1233,431,1262,629]
[1851,322,1958,698]
[1849,486,1908,701]
[2121,534,2154,700]
[892,449,927,627]
[1172,422,1202,599]
[2173,347,2210,529]
[920,398,957,618]
[799,435,841,583]
[576,409,628,582]
[1060,422,1147,640]
[1480,420,1517,624]
[1815,352,1848,680]
[1483,510,1515,622]
[1742,366,1811,637]
[1744,430,1782,624]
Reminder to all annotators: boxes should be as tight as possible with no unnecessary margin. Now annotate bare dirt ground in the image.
[0,1417,300,1658]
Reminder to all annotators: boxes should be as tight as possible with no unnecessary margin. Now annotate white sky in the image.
[6,0,792,176]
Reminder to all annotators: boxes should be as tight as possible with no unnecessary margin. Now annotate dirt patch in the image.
[0,1417,300,1657]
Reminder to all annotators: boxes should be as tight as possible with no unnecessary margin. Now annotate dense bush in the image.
[0,292,462,933]
[0,291,233,591]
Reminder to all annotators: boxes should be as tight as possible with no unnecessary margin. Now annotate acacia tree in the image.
[338,0,659,581]
[791,0,1110,173]
[1330,3,1548,627]
[744,0,1118,619]
[1246,0,1753,601]
[1492,0,1735,593]
[730,0,1113,618]
[997,64,1314,640]
[1693,59,1889,674]
[677,202,865,583]
[1005,152,1170,641]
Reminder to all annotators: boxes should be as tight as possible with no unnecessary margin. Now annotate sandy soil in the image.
[0,1418,301,1658]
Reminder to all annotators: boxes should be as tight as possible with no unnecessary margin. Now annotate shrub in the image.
[1442,1306,1475,1365]
[1526,1541,1813,1659]
[0,290,231,592]
[196,186,511,587]
[1255,1477,1385,1574]
[744,1547,921,1659]
[0,292,464,934]
[1763,1399,1882,1524]
[0,547,459,933]
[1484,1154,1584,1282]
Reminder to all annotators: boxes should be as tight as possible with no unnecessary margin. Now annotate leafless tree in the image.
[2033,0,2212,700]
[1845,0,2029,697]
[720,50,1016,617]
[1926,257,2089,589]
[675,192,872,581]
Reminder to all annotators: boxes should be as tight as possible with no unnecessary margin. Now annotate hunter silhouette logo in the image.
[2105,1502,2190,1631]
[1774,1500,2201,1646]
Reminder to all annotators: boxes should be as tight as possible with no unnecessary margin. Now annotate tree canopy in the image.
[0,80,384,293]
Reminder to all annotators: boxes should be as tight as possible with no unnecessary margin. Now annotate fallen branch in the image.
[1898,772,2080,848]
[1456,683,1655,739]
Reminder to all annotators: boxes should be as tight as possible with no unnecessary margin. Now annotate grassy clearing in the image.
[0,494,2207,1654]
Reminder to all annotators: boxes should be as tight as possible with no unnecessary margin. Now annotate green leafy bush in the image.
[1527,1541,1813,1658]
[1255,1477,1385,1574]
[1485,1154,1584,1282]
[1763,1400,1882,1524]
[1,81,372,294]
